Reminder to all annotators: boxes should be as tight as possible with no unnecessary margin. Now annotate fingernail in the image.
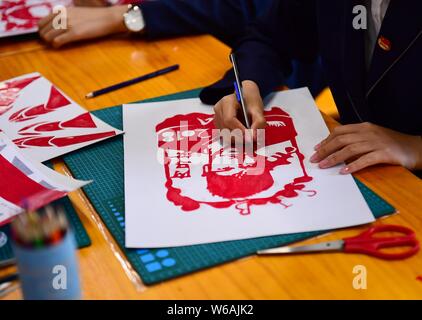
[340,166,350,174]
[314,143,321,150]
[318,159,329,168]
[310,153,319,163]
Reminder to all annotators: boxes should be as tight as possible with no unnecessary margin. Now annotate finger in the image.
[213,105,223,129]
[220,96,245,132]
[39,22,54,39]
[250,109,266,129]
[213,115,221,129]
[318,142,374,169]
[339,151,383,174]
[249,107,266,142]
[244,92,265,141]
[38,13,57,29]
[217,95,250,144]
[51,32,74,48]
[222,103,247,143]
[315,122,372,150]
[310,133,365,163]
[42,28,66,43]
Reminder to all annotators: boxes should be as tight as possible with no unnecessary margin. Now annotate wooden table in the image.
[1,33,422,300]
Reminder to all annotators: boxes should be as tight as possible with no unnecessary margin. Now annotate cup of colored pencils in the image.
[11,205,81,300]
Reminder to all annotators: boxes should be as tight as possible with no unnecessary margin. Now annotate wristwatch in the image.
[123,4,146,33]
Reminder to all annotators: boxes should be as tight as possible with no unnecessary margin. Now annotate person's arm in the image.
[209,1,422,175]
[136,0,269,45]
[38,5,128,48]
[201,0,318,105]
[38,0,269,49]
[208,0,318,140]
[310,124,422,174]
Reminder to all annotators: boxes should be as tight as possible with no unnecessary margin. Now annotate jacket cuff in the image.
[200,42,288,105]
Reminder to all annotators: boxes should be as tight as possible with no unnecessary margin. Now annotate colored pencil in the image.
[11,205,68,249]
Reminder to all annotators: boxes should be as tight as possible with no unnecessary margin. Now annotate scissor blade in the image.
[257,240,345,255]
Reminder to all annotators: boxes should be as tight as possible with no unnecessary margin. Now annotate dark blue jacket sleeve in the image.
[199,0,319,104]
[138,0,273,45]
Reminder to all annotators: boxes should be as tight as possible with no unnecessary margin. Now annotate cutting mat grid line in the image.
[63,89,395,285]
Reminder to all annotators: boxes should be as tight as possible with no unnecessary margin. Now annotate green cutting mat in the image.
[0,196,91,264]
[63,89,395,285]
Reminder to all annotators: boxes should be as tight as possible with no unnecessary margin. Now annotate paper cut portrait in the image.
[156,108,315,216]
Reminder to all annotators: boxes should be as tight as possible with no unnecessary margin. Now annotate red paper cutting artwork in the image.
[0,75,40,116]
[18,112,98,134]
[0,154,66,210]
[156,107,316,215]
[9,85,71,122]
[13,131,116,148]
[0,73,121,154]
[0,1,69,34]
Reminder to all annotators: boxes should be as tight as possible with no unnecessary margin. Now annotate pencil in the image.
[85,64,180,98]
[229,53,250,129]
[0,272,19,286]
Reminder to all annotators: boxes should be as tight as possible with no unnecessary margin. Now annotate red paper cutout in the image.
[9,85,71,122]
[13,131,116,148]
[0,154,65,212]
[0,1,55,32]
[18,112,98,133]
[61,112,97,128]
[156,107,315,215]
[45,86,71,110]
[0,75,40,116]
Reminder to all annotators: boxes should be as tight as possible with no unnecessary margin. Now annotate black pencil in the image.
[0,272,19,286]
[85,64,180,98]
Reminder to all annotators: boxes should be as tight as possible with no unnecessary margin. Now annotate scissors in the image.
[257,225,420,260]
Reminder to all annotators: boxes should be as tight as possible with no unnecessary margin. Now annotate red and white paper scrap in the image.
[0,132,90,226]
[0,72,123,162]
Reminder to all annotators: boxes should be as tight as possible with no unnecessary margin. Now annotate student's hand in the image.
[73,0,108,7]
[38,6,128,48]
[310,122,422,174]
[213,80,266,142]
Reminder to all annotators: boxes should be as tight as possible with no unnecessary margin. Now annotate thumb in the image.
[241,80,266,140]
[249,106,266,141]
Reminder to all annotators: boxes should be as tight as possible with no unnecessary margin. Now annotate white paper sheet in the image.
[0,0,72,38]
[0,72,123,162]
[0,132,90,225]
[123,88,374,248]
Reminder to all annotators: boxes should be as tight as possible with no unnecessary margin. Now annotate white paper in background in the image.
[0,132,90,225]
[123,88,374,248]
[0,0,72,38]
[0,72,123,162]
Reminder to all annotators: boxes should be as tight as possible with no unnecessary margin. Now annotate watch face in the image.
[124,7,145,32]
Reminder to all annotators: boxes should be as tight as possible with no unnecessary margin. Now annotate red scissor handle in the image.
[343,224,420,260]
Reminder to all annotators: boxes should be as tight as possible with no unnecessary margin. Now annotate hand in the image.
[38,6,128,48]
[213,80,266,142]
[73,0,109,7]
[310,122,422,174]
